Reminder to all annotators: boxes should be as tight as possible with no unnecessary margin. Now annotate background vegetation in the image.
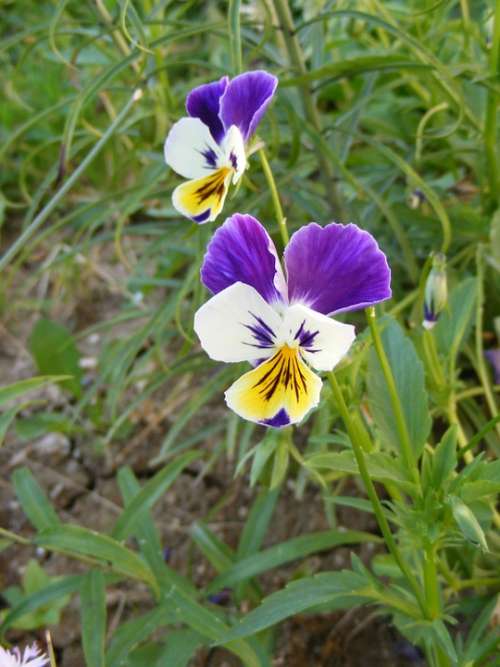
[0,1,499,665]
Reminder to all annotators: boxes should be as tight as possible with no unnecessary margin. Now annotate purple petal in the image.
[219,70,278,142]
[485,349,500,385]
[261,408,290,428]
[284,222,392,315]
[186,76,229,144]
[200,213,286,304]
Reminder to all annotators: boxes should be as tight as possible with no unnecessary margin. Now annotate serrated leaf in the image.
[367,317,431,459]
[29,319,83,398]
[431,426,457,490]
[449,496,488,551]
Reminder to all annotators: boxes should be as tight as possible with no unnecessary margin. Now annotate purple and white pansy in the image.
[194,214,392,427]
[164,71,277,224]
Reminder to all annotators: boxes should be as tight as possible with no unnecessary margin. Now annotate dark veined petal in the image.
[219,70,278,142]
[194,282,282,363]
[200,213,286,304]
[172,167,232,223]
[186,76,229,143]
[284,222,392,315]
[225,345,322,427]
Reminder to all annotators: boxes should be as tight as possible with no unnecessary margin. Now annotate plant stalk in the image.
[485,0,500,207]
[328,371,427,617]
[258,148,289,246]
[365,307,421,489]
[271,0,343,218]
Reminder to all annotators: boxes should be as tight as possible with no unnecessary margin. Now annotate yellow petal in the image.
[172,167,232,222]
[225,345,322,427]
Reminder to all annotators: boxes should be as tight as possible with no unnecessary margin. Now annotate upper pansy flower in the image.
[164,71,278,224]
[194,214,392,428]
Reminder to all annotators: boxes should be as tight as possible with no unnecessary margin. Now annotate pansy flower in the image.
[194,214,391,427]
[0,644,48,667]
[164,71,277,223]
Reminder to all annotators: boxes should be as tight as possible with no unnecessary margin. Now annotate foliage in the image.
[0,1,499,666]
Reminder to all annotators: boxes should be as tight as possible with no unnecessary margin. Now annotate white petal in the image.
[281,303,355,371]
[194,282,282,363]
[164,117,223,179]
[221,125,247,184]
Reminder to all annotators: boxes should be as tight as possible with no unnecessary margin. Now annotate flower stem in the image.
[365,307,421,490]
[271,0,343,218]
[485,0,500,208]
[228,0,243,75]
[328,371,427,616]
[0,526,30,545]
[258,148,289,246]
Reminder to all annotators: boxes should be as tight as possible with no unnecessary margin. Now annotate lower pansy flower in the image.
[194,214,392,427]
[164,70,277,223]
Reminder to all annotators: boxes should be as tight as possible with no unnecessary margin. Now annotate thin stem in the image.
[0,526,31,545]
[365,307,421,489]
[258,148,289,246]
[271,0,343,218]
[423,545,441,619]
[0,89,143,271]
[475,245,499,432]
[228,0,243,75]
[485,0,500,207]
[328,371,428,617]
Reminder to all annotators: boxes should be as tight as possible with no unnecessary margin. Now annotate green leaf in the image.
[0,575,82,636]
[112,451,199,541]
[12,467,60,531]
[153,630,205,667]
[237,487,279,558]
[81,571,106,667]
[0,404,24,447]
[0,375,69,406]
[206,529,378,592]
[367,317,431,459]
[434,278,476,360]
[28,318,83,397]
[282,55,433,86]
[35,524,157,589]
[217,571,371,642]
[431,426,457,490]
[191,522,234,574]
[449,496,488,551]
[106,606,174,667]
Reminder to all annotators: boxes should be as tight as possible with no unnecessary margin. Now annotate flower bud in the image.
[423,253,447,330]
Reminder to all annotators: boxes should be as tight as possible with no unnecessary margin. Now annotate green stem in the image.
[271,0,343,218]
[485,0,500,207]
[475,245,499,433]
[423,329,446,389]
[0,526,30,546]
[228,0,243,75]
[258,148,289,246]
[365,307,421,489]
[423,545,441,619]
[328,371,427,616]
[0,89,143,271]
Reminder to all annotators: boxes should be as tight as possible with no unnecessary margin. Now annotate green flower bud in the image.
[423,253,447,330]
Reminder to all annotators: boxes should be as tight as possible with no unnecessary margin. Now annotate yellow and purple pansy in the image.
[164,71,278,224]
[194,214,392,427]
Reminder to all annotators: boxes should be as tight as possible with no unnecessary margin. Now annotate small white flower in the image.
[0,644,49,667]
